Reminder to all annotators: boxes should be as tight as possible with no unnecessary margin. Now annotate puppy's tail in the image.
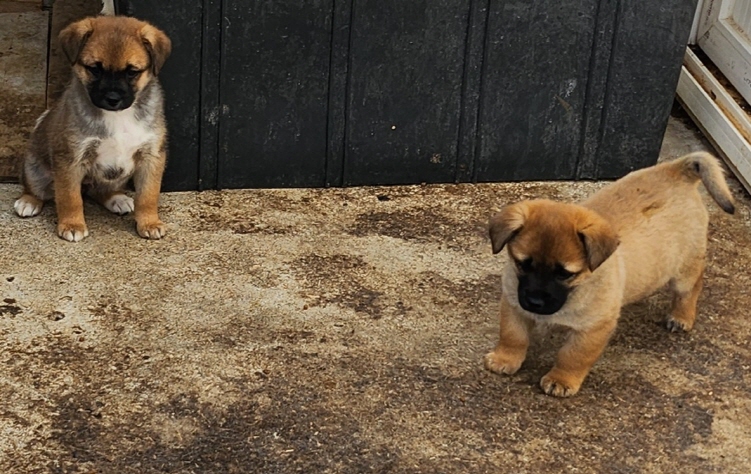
[675,151,736,214]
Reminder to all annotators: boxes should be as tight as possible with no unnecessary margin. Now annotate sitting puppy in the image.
[14,16,171,241]
[484,152,735,397]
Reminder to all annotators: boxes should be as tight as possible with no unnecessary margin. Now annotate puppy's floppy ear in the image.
[488,202,528,254]
[577,214,619,271]
[59,18,94,65]
[140,24,172,75]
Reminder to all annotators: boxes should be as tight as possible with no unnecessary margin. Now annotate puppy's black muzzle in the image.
[102,91,125,110]
[518,274,569,315]
[89,71,135,111]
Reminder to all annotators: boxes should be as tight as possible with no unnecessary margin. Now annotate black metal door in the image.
[217,1,333,189]
[476,1,599,181]
[340,1,470,186]
[120,0,698,191]
[117,1,203,191]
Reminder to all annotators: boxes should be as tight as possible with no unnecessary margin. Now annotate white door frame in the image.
[677,0,751,193]
[695,0,751,105]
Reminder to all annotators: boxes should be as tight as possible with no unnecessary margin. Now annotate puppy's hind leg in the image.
[667,261,705,332]
[15,194,45,218]
[15,153,53,217]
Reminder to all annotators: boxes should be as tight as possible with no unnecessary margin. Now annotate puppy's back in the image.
[584,152,734,228]
[582,152,734,303]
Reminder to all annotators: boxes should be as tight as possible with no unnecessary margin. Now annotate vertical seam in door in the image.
[575,0,605,179]
[324,0,337,186]
[455,0,476,183]
[472,0,492,182]
[340,0,357,186]
[214,0,225,188]
[594,0,621,179]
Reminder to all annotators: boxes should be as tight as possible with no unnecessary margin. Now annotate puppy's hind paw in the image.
[104,194,134,215]
[14,195,43,217]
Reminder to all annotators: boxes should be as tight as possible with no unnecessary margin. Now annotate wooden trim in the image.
[676,49,751,193]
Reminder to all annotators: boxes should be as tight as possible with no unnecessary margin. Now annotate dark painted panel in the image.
[121,0,696,190]
[456,0,490,183]
[595,0,698,179]
[476,0,599,181]
[575,0,618,179]
[324,0,352,187]
[198,0,222,190]
[123,1,204,192]
[217,0,332,189]
[343,0,470,186]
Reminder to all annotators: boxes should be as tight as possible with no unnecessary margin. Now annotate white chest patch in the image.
[94,108,156,177]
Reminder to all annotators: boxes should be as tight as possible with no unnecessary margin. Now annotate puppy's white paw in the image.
[104,194,134,215]
[14,196,43,217]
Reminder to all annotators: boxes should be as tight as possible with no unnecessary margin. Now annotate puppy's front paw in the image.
[666,317,693,333]
[137,220,166,239]
[14,195,43,217]
[484,350,524,375]
[57,222,89,242]
[104,194,135,215]
[540,371,581,397]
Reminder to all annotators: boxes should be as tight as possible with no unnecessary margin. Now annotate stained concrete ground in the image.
[1,110,750,473]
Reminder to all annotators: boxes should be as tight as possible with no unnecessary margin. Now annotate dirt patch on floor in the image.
[0,145,750,472]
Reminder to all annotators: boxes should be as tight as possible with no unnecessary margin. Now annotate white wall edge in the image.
[677,48,751,194]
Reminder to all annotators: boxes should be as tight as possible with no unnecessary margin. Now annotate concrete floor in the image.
[1,112,750,473]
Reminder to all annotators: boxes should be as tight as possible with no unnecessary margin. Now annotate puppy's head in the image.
[489,199,619,316]
[60,16,171,111]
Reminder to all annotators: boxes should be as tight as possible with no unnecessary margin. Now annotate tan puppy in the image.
[14,16,171,242]
[484,152,735,397]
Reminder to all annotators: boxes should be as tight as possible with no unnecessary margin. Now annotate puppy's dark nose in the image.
[520,289,546,310]
[524,294,545,309]
[104,92,122,108]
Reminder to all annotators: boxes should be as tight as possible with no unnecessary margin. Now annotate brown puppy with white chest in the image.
[14,16,171,242]
[484,152,735,397]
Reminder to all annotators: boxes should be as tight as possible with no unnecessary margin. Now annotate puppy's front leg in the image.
[133,151,166,239]
[484,297,533,375]
[54,167,88,242]
[541,317,617,397]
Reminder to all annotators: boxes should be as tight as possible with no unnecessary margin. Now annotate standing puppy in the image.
[484,152,735,397]
[14,16,171,241]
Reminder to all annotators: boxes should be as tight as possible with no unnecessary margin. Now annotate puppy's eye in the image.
[126,68,142,80]
[85,63,102,78]
[515,258,534,273]
[554,265,575,280]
